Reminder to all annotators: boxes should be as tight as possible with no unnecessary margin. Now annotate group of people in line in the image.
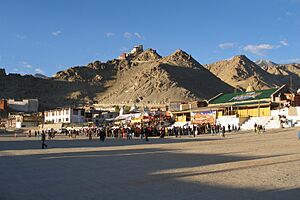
[25,129,55,139]
[24,122,244,149]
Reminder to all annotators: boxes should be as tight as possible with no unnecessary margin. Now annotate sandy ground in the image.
[1,128,300,200]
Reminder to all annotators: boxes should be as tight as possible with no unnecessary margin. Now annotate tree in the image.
[114,105,120,113]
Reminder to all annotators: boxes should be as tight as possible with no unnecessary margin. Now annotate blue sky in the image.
[0,0,300,76]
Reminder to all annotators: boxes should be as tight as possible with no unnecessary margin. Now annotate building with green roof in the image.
[208,85,288,117]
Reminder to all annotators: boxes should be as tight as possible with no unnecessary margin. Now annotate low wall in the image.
[39,123,63,131]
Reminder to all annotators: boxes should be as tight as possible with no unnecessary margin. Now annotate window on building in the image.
[81,110,84,116]
[66,118,69,122]
[52,112,54,116]
[58,119,61,122]
[66,109,69,115]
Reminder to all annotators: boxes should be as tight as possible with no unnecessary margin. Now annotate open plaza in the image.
[1,128,300,200]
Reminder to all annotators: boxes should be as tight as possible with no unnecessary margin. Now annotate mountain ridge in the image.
[1,48,299,110]
[0,47,233,109]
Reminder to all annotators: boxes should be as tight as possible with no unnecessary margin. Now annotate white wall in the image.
[45,108,71,123]
[216,115,240,131]
[271,107,300,122]
[271,109,289,117]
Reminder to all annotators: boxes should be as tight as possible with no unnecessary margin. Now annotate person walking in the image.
[222,126,226,138]
[41,130,48,149]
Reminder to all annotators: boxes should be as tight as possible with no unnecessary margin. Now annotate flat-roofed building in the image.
[44,107,85,124]
[7,99,38,112]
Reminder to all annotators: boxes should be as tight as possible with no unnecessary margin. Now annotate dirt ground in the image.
[1,128,300,200]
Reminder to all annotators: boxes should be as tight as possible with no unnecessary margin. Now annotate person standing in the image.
[41,130,48,149]
[227,124,231,132]
[174,127,178,138]
[254,123,257,133]
[88,130,92,140]
[145,128,149,142]
[99,128,105,142]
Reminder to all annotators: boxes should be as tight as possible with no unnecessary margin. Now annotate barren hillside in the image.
[96,49,233,105]
[206,55,297,90]
[0,48,234,110]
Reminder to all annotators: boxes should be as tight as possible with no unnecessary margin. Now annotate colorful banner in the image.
[191,111,216,124]
[230,92,262,101]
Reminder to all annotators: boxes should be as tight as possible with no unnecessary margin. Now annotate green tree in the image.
[114,105,120,113]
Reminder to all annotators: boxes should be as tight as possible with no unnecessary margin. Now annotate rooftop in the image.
[209,88,278,105]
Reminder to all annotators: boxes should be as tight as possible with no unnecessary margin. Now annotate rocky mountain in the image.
[263,64,300,89]
[2,46,298,111]
[132,48,161,62]
[263,63,300,76]
[34,73,48,79]
[96,49,233,105]
[206,55,280,90]
[0,48,233,110]
[255,59,278,69]
[255,59,300,77]
[0,72,105,110]
[206,55,300,91]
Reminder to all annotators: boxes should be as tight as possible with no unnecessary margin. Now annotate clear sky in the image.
[0,0,300,76]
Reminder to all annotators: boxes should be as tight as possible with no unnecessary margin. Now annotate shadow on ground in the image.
[0,136,221,150]
[0,139,299,200]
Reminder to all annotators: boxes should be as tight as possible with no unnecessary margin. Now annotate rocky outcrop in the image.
[132,48,162,62]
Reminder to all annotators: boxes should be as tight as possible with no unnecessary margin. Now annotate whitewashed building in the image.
[44,107,85,124]
[7,99,39,112]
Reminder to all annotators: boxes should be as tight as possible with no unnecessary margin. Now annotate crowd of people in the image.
[47,123,230,138]
[23,122,247,149]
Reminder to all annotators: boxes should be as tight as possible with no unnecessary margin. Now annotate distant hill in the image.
[34,73,48,79]
[206,55,300,91]
[0,48,233,110]
[255,59,278,69]
[206,55,279,90]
